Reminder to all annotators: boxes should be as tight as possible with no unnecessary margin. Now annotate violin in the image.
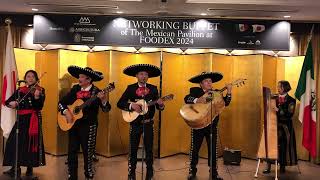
[18,72,47,104]
[30,85,44,96]
[19,84,43,96]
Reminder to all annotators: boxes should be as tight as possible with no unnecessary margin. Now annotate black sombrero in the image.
[189,72,223,83]
[68,65,104,82]
[123,64,161,78]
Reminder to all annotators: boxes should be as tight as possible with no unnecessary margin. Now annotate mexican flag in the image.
[295,41,317,157]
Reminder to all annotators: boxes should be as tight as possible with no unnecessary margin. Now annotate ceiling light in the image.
[283,15,291,18]
[117,11,123,14]
[200,13,207,16]
[27,24,33,27]
[32,8,39,11]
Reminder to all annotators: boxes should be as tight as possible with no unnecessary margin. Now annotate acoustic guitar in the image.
[122,94,174,122]
[57,82,115,131]
[180,79,246,129]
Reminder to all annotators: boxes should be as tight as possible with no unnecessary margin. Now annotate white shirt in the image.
[279,93,287,98]
[81,84,92,91]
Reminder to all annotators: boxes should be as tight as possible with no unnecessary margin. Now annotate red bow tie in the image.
[136,87,150,97]
[77,91,91,99]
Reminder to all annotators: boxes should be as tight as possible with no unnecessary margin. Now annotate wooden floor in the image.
[0,154,319,180]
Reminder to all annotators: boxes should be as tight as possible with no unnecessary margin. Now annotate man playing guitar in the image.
[58,66,111,180]
[117,64,164,180]
[184,72,232,180]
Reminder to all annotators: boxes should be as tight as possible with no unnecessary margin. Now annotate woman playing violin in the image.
[3,70,46,179]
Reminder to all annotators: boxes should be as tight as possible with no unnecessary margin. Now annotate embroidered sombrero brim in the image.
[123,64,161,78]
[189,72,223,83]
[68,65,104,81]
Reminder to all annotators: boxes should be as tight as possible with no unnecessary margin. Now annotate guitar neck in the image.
[218,87,228,93]
[147,100,160,107]
[217,84,238,93]
[147,97,170,106]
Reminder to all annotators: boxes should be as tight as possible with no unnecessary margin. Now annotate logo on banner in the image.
[236,24,266,33]
[79,17,91,24]
[74,17,96,26]
[255,40,261,45]
[74,34,81,42]
[247,40,254,45]
[252,24,265,33]
[69,27,75,33]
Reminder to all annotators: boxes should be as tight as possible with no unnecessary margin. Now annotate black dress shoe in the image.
[187,169,197,180]
[3,166,21,178]
[263,168,271,174]
[263,163,271,174]
[26,167,33,176]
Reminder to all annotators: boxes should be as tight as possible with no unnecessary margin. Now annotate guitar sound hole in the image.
[74,107,80,115]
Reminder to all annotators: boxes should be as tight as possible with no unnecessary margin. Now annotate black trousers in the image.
[128,121,154,173]
[68,120,97,179]
[189,119,219,174]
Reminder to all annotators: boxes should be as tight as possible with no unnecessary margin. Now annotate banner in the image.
[34,15,290,50]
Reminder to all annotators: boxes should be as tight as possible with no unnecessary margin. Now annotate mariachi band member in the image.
[184,72,232,180]
[117,64,165,180]
[3,70,46,179]
[263,80,298,174]
[58,66,111,180]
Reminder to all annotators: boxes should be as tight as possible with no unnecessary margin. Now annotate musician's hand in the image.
[131,103,142,113]
[34,89,41,99]
[8,101,18,109]
[157,99,164,106]
[64,110,73,124]
[196,97,207,104]
[97,91,107,101]
[226,83,232,94]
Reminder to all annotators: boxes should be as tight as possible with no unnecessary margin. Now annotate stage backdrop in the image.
[10,49,308,161]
